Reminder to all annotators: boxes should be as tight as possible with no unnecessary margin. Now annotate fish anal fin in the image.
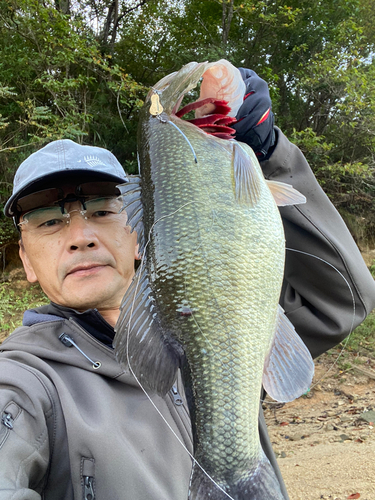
[262,305,314,403]
[266,180,306,206]
[232,142,261,206]
[114,265,183,395]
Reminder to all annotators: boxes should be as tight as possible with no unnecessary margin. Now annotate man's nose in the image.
[65,211,98,250]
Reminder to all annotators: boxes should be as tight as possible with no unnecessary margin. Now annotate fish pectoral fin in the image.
[262,305,314,403]
[232,142,262,206]
[114,264,183,395]
[116,176,145,254]
[266,180,306,206]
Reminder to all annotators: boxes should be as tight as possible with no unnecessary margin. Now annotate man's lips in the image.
[65,263,109,277]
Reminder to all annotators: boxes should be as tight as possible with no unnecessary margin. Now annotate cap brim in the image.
[4,169,128,218]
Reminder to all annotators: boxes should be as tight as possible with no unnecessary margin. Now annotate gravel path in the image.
[265,359,375,500]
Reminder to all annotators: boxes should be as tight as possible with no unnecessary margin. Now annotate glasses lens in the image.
[19,196,127,234]
[85,197,126,222]
[21,206,66,234]
[16,182,120,214]
[17,188,63,214]
[77,182,120,197]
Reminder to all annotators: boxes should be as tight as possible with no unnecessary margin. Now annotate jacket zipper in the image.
[0,411,14,447]
[171,385,183,405]
[82,458,95,500]
[0,402,21,449]
[59,333,101,370]
[1,411,14,429]
[83,476,95,500]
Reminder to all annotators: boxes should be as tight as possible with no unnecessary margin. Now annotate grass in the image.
[323,309,375,372]
[340,309,375,354]
[0,271,48,342]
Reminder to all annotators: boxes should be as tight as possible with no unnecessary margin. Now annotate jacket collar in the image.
[23,302,115,347]
[1,305,137,385]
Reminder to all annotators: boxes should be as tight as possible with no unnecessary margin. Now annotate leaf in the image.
[347,494,360,499]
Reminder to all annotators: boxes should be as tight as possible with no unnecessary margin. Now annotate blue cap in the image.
[5,139,128,217]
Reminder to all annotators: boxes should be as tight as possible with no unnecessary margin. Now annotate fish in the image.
[114,59,314,500]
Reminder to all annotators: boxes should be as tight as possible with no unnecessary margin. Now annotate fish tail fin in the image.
[188,452,286,500]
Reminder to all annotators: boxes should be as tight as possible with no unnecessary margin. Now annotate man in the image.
[0,71,374,500]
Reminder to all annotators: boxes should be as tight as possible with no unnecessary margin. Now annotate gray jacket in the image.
[1,129,374,500]
[0,312,193,500]
[263,128,375,358]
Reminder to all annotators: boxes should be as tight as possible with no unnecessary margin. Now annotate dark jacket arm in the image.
[261,128,375,358]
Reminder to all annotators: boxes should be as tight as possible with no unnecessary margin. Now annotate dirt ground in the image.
[264,357,375,500]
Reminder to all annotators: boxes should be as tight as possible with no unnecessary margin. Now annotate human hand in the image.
[232,68,275,160]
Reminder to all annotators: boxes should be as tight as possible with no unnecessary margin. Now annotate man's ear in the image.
[19,240,38,283]
[134,243,141,261]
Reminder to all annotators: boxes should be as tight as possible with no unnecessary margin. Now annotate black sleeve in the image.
[260,128,375,358]
[259,406,290,499]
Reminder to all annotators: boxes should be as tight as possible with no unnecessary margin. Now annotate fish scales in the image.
[139,111,285,482]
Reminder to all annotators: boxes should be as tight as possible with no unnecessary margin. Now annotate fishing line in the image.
[158,116,198,164]
[262,247,356,406]
[285,247,356,390]
[116,81,129,133]
[122,204,236,500]
[182,278,216,353]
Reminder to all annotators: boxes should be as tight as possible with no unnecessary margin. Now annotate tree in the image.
[1,0,375,267]
[0,0,146,260]
[113,0,375,245]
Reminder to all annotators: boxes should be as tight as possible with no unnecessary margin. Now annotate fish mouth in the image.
[175,97,237,140]
[149,60,245,141]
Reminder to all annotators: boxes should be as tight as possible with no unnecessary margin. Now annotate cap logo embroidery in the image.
[84,156,106,168]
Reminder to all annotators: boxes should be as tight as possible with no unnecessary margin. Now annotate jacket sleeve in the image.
[260,127,375,358]
[0,358,53,500]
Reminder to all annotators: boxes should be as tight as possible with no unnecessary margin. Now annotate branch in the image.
[112,0,149,44]
[222,0,234,47]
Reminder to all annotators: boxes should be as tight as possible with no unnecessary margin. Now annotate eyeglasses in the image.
[18,196,127,235]
[16,182,121,214]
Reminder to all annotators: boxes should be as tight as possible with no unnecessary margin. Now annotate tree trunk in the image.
[55,0,70,14]
[222,0,234,50]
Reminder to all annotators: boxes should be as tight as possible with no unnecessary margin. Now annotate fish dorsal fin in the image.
[232,142,261,206]
[266,180,306,206]
[117,176,145,254]
[114,264,183,396]
[262,305,314,402]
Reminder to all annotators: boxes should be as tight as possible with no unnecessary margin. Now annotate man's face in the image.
[18,185,139,321]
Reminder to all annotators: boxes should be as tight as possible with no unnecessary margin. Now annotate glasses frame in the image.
[18,195,127,233]
[16,181,122,215]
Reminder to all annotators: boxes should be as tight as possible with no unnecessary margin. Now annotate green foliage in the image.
[323,309,375,373]
[0,0,147,218]
[0,279,48,339]
[339,309,375,356]
[0,216,18,254]
[289,128,333,166]
[1,0,375,255]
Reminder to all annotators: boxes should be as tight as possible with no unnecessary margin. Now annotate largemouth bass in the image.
[114,60,314,500]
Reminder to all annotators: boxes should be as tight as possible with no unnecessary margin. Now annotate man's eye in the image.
[41,218,63,227]
[92,210,117,218]
[93,210,111,217]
